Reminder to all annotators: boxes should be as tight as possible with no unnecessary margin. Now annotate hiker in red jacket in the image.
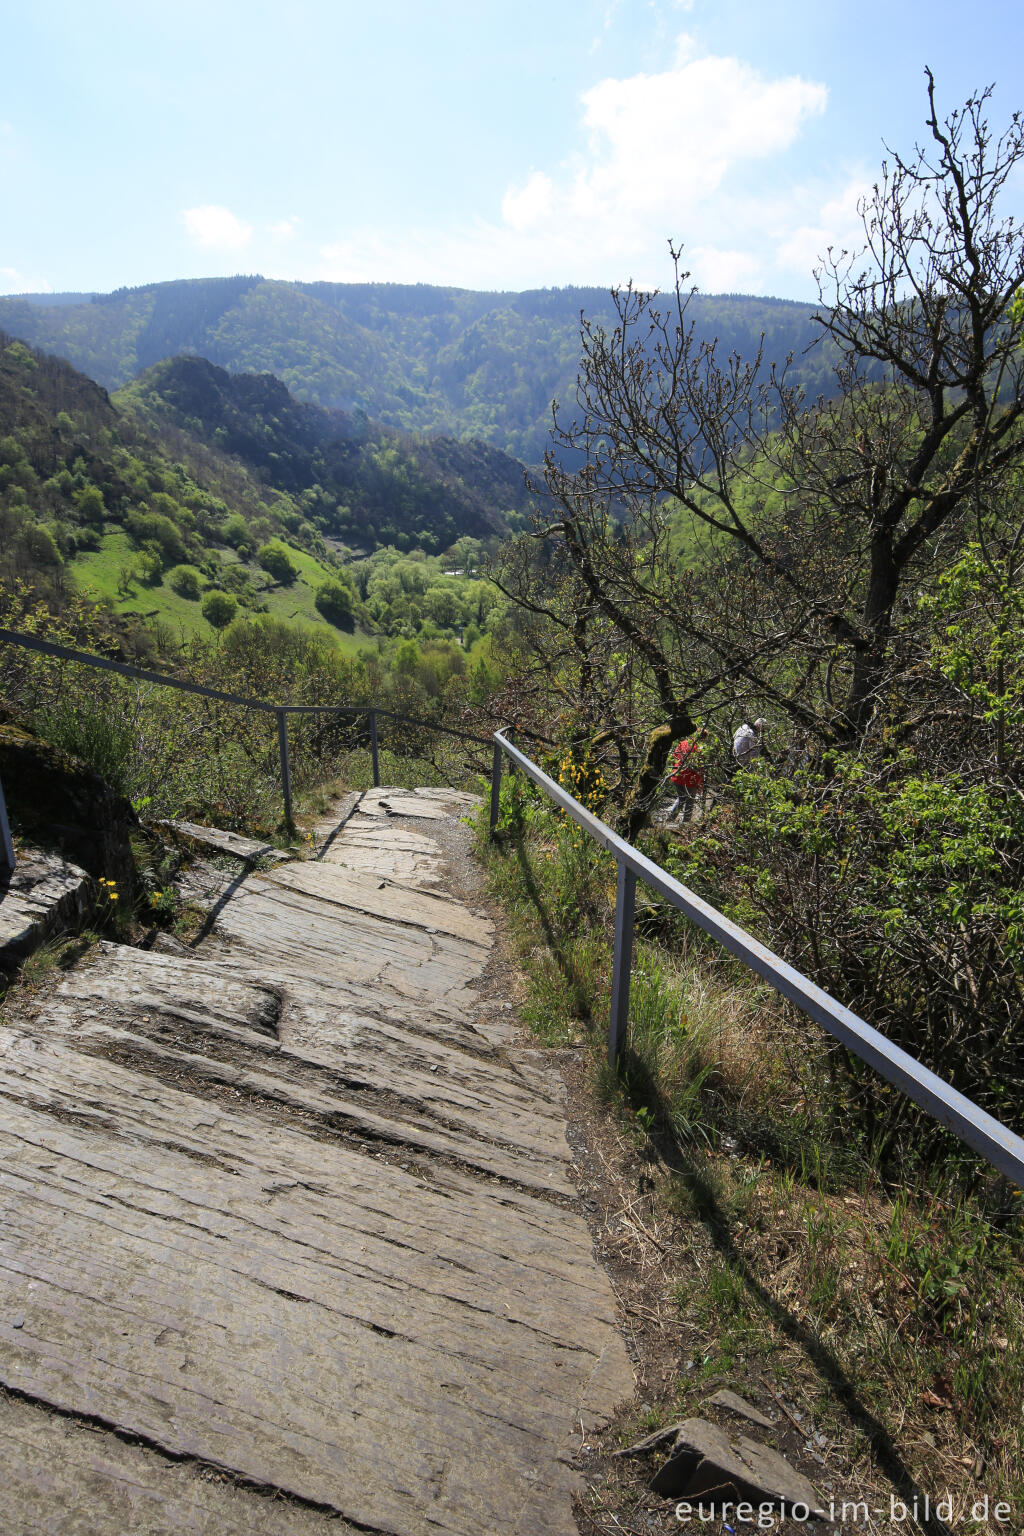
[667,728,706,822]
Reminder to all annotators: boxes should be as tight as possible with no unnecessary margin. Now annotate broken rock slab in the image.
[614,1421,690,1458]
[615,1393,774,1460]
[0,847,92,970]
[651,1417,825,1517]
[360,785,481,822]
[158,819,290,864]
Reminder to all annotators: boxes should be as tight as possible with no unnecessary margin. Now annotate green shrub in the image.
[222,513,251,551]
[136,549,164,586]
[202,589,237,629]
[36,693,140,799]
[168,564,202,600]
[685,757,1024,1168]
[314,577,355,630]
[257,539,298,585]
[21,524,63,567]
[125,510,187,567]
[73,484,105,526]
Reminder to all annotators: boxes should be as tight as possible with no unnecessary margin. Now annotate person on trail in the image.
[732,717,767,770]
[667,728,706,822]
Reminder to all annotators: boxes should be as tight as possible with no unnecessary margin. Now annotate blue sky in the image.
[3,0,1023,300]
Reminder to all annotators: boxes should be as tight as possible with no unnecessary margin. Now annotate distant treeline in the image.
[0,277,838,463]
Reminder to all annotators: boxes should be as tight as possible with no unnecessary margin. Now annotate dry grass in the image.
[477,795,1024,1535]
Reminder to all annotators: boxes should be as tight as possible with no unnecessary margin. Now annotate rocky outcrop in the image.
[0,717,139,894]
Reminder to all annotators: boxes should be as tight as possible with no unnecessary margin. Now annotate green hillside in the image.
[0,333,372,651]
[69,529,365,652]
[116,355,531,552]
[0,278,834,463]
[0,331,524,670]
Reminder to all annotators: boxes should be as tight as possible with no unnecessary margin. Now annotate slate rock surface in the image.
[707,1388,777,1429]
[0,788,633,1535]
[651,1417,824,1516]
[0,845,92,969]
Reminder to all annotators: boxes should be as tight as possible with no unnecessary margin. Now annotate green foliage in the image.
[0,281,831,465]
[20,524,62,567]
[921,540,1024,766]
[115,354,526,555]
[125,510,187,568]
[356,542,501,642]
[36,690,142,798]
[201,589,237,629]
[314,576,355,630]
[136,548,164,586]
[0,589,374,832]
[222,512,251,550]
[167,563,202,599]
[681,754,1024,1166]
[73,483,105,525]
[478,745,1024,1512]
[0,325,514,659]
[257,539,299,585]
[492,773,535,838]
[3,339,37,370]
[0,330,354,638]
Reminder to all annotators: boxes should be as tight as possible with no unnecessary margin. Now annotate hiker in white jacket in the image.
[732,717,767,768]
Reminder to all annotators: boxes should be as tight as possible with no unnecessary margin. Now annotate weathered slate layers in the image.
[0,847,93,969]
[0,786,633,1535]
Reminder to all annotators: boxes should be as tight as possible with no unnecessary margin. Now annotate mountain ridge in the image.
[0,277,834,463]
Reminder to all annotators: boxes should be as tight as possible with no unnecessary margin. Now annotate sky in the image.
[3,0,1023,301]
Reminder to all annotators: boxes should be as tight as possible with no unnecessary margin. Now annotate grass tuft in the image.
[473,790,1024,1525]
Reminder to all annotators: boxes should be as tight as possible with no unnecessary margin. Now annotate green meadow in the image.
[70,532,372,656]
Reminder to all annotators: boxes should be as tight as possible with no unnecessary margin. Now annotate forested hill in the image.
[0,332,530,658]
[117,354,530,548]
[0,278,830,463]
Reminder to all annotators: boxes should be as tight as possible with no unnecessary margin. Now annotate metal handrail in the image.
[0,627,493,838]
[488,728,1024,1190]
[0,773,13,875]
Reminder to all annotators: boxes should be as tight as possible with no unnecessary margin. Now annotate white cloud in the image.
[319,37,854,295]
[567,34,826,229]
[774,177,872,275]
[0,265,51,295]
[686,245,761,291]
[269,217,299,240]
[501,172,554,233]
[183,204,253,250]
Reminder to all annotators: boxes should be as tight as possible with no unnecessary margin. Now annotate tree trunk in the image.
[622,717,691,841]
[842,532,901,739]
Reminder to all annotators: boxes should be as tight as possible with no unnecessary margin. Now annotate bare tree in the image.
[510,71,1024,818]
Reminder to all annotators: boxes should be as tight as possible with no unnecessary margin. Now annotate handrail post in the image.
[489,738,503,838]
[276,709,294,833]
[369,709,380,787]
[608,858,636,1065]
[0,772,15,875]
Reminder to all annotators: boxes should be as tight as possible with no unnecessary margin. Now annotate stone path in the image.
[0,787,633,1535]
